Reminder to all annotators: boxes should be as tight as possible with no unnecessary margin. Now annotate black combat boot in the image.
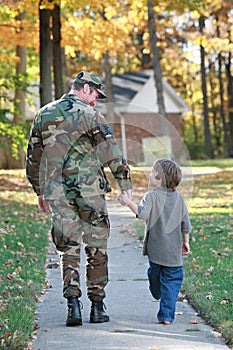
[90,300,110,323]
[66,296,82,326]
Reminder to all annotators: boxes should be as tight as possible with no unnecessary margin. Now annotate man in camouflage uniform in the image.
[26,71,132,326]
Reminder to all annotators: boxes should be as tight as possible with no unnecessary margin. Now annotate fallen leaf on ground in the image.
[120,229,129,234]
[48,249,57,255]
[177,292,186,301]
[26,342,33,349]
[212,229,223,234]
[189,318,198,324]
[0,332,12,340]
[47,262,59,269]
[43,282,52,289]
[220,298,231,305]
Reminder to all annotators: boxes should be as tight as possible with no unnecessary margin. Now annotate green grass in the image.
[0,170,50,350]
[183,212,232,345]
[133,169,233,346]
[190,158,233,169]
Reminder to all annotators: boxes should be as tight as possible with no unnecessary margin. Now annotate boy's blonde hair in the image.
[153,159,182,189]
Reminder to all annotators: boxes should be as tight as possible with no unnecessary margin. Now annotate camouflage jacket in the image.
[26,93,132,200]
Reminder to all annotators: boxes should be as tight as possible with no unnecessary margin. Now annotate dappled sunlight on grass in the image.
[190,196,232,209]
[190,207,233,214]
[190,158,233,169]
[190,171,233,213]
[1,191,38,205]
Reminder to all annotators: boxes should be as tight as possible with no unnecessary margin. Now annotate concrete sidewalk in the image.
[32,201,229,350]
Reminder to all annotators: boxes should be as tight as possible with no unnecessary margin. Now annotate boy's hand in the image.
[118,191,131,205]
[182,242,190,255]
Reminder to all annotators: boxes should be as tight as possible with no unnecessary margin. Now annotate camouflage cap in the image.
[74,71,107,99]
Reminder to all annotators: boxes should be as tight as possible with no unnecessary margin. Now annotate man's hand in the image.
[38,194,51,214]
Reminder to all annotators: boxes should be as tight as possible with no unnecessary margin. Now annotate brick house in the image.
[100,70,189,166]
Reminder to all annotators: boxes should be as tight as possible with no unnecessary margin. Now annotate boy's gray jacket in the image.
[26,93,132,200]
[138,187,192,267]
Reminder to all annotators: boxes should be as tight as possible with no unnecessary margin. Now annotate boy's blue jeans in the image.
[147,261,184,323]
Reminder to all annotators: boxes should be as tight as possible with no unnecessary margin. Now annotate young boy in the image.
[118,159,192,325]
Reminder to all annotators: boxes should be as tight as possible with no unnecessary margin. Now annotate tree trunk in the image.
[99,11,115,132]
[187,61,198,143]
[225,51,233,156]
[191,102,198,144]
[199,15,213,158]
[14,47,26,123]
[217,52,231,157]
[39,1,52,107]
[52,3,64,99]
[208,60,221,156]
[147,0,166,119]
[137,32,150,68]
[102,50,115,132]
[14,12,26,123]
[216,16,231,157]
[11,11,26,168]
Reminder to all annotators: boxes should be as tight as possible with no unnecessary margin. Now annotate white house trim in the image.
[126,74,189,114]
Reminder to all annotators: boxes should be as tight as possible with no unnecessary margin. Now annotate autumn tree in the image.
[0,0,233,166]
[155,0,232,158]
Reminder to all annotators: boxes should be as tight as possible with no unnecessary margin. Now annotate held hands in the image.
[38,194,51,214]
[118,190,132,206]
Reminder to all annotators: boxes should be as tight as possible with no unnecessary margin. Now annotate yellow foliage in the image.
[94,51,102,60]
[62,8,133,61]
[200,37,208,48]
[39,0,61,10]
[209,38,231,53]
[0,1,38,51]
[0,0,232,135]
[104,6,119,20]
[65,45,76,58]
[0,52,18,63]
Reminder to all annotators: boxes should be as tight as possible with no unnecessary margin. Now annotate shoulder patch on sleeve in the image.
[103,124,114,135]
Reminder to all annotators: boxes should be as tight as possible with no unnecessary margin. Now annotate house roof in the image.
[112,71,150,105]
[100,69,189,114]
[24,70,188,120]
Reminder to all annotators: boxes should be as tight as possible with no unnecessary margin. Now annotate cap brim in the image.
[96,88,107,99]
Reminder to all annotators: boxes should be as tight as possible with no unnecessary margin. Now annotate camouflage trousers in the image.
[49,195,110,301]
